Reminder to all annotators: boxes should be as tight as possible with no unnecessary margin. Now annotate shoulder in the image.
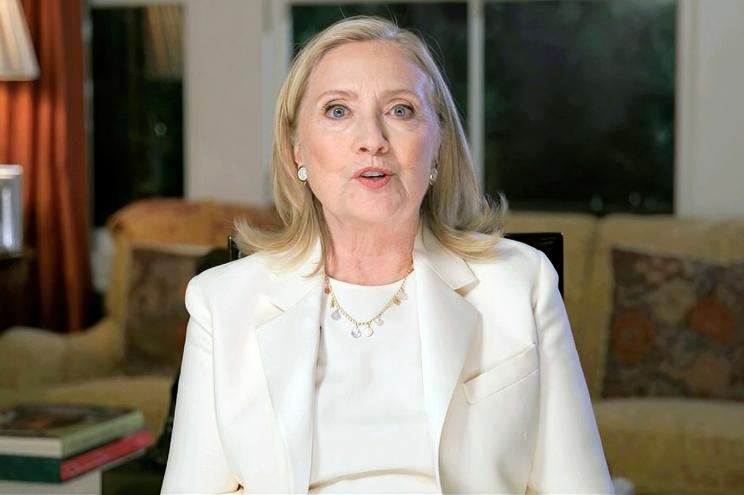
[464,236,559,306]
[470,236,554,279]
[184,252,272,318]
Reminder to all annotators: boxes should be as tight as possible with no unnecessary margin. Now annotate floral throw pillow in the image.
[603,248,744,401]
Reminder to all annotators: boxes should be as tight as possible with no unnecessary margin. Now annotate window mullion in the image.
[468,0,485,190]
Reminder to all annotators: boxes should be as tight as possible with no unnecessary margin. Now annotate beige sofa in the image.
[0,199,277,438]
[1,202,742,494]
[507,211,744,495]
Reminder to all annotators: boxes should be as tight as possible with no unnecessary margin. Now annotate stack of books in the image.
[0,404,152,483]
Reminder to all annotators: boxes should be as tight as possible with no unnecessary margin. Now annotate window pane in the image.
[91,6,184,226]
[484,0,676,214]
[291,3,468,125]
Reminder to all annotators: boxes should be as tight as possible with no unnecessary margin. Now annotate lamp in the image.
[0,0,39,81]
[0,0,36,254]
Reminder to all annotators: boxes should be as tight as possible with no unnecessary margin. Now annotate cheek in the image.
[401,127,439,176]
[302,127,349,174]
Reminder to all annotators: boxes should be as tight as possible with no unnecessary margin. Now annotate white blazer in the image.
[162,228,614,494]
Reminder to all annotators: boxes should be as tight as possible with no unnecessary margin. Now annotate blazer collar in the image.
[413,224,478,292]
[262,225,478,311]
[255,226,480,492]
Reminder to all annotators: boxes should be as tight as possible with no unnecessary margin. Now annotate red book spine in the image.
[60,430,152,481]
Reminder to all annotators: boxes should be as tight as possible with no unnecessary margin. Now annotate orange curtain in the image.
[0,0,91,332]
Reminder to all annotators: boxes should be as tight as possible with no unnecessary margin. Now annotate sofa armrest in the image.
[0,318,124,390]
[63,317,125,382]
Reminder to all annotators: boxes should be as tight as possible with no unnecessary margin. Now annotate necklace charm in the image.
[324,261,414,340]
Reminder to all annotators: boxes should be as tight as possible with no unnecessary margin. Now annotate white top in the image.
[309,272,440,493]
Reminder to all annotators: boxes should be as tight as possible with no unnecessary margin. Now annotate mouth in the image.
[354,167,394,179]
[354,167,394,189]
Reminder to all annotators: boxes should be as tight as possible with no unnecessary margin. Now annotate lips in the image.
[354,167,394,179]
[354,167,394,190]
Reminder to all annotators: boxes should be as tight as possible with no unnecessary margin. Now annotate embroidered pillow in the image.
[123,244,211,375]
[603,248,744,401]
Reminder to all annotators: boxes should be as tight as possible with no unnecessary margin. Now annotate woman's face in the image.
[293,40,441,229]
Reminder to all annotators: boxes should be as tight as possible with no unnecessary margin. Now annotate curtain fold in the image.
[0,0,91,332]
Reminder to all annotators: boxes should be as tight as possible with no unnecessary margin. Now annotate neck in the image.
[324,215,420,285]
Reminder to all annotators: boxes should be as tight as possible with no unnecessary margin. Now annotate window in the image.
[484,0,676,214]
[89,5,184,226]
[287,0,676,215]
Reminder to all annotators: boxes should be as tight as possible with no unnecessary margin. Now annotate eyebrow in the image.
[315,89,423,103]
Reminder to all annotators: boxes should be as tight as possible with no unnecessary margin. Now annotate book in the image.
[0,429,152,483]
[0,404,145,458]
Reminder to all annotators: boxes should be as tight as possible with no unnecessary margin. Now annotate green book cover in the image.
[0,429,151,483]
[0,404,145,458]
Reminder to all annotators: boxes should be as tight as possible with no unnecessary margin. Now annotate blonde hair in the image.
[235,16,507,268]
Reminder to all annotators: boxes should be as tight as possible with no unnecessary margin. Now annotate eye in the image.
[390,104,414,119]
[325,104,348,119]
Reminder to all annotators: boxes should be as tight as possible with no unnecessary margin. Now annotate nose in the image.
[355,115,389,156]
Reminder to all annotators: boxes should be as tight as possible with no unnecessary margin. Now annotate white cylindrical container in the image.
[0,165,23,255]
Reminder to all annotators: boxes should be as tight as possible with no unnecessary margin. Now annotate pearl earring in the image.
[428,167,438,185]
[297,165,308,182]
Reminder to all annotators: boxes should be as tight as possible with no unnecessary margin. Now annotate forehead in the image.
[305,40,433,98]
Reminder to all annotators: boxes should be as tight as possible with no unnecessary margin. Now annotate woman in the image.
[162,16,614,494]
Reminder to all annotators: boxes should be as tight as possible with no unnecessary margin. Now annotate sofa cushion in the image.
[595,398,744,495]
[586,215,744,397]
[122,243,211,375]
[604,248,744,401]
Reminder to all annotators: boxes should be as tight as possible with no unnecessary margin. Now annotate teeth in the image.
[361,171,385,178]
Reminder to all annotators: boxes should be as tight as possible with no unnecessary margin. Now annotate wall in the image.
[184,0,270,203]
[676,0,744,218]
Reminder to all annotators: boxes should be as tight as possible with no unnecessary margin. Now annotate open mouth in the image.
[355,167,393,179]
[355,168,393,189]
[359,171,387,180]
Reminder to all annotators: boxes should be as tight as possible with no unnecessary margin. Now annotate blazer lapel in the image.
[414,228,481,488]
[253,230,481,492]
[255,246,324,494]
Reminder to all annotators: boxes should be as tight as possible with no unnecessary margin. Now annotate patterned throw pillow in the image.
[603,248,744,401]
[123,244,212,375]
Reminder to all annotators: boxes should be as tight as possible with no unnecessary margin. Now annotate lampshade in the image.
[0,0,39,81]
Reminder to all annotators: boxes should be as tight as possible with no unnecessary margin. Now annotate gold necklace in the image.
[323,263,414,339]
